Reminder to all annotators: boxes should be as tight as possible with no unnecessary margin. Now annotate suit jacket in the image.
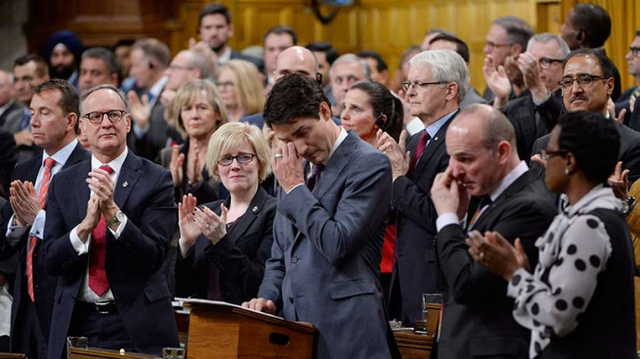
[0,142,89,348]
[0,129,16,195]
[0,102,40,163]
[460,87,488,109]
[41,150,179,359]
[531,123,640,184]
[391,112,456,324]
[176,186,275,304]
[130,93,169,161]
[627,93,640,132]
[258,131,394,358]
[436,170,556,358]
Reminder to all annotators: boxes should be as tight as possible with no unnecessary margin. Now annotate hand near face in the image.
[9,180,40,226]
[376,129,410,181]
[392,90,413,126]
[13,129,34,147]
[466,230,529,281]
[193,204,227,244]
[242,297,277,314]
[160,90,177,126]
[272,141,305,193]
[189,38,218,77]
[530,154,547,168]
[517,52,547,99]
[608,161,630,200]
[483,55,511,109]
[431,166,470,220]
[126,91,151,129]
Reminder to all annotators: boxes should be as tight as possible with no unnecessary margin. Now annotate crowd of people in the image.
[0,1,639,358]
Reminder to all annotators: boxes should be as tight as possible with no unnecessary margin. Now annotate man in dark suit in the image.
[0,79,89,359]
[41,84,179,358]
[243,73,396,358]
[430,104,556,358]
[376,49,468,325]
[532,49,640,184]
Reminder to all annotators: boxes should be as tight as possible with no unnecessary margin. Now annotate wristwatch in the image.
[106,210,125,227]
[622,196,636,216]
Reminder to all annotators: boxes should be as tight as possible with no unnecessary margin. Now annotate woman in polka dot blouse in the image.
[467,111,637,358]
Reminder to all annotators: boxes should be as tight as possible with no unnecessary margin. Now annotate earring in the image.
[564,168,570,175]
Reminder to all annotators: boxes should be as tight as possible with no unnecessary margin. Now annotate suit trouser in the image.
[67,302,135,356]
[12,296,47,359]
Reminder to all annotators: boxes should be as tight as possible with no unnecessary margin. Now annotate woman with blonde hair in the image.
[158,79,227,204]
[176,122,276,303]
[217,59,265,122]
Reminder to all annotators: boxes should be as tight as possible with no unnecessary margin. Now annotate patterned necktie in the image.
[307,164,325,192]
[408,130,430,175]
[468,195,493,230]
[88,165,114,297]
[27,157,56,302]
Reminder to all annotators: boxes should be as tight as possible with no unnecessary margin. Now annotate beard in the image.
[49,64,75,80]
[211,43,225,53]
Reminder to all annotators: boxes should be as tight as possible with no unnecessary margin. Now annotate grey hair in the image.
[79,84,130,116]
[527,33,571,60]
[81,47,120,75]
[182,50,212,79]
[493,16,535,49]
[408,49,470,103]
[329,53,371,80]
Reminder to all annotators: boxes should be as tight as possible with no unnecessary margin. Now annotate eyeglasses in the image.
[630,47,640,58]
[558,74,611,89]
[218,153,256,166]
[83,110,127,125]
[401,80,447,92]
[540,149,568,161]
[485,41,513,50]
[538,57,564,69]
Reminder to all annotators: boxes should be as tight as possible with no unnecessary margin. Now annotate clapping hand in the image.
[178,194,202,256]
[127,91,152,130]
[193,203,228,245]
[377,129,410,181]
[608,161,630,200]
[9,180,39,226]
[169,145,186,187]
[466,230,529,281]
[483,55,511,109]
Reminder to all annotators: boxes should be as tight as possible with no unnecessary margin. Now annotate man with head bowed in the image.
[41,84,179,358]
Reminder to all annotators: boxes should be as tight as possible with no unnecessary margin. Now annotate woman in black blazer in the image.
[175,122,276,304]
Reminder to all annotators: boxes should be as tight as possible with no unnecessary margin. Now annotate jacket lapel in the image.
[113,151,142,210]
[220,187,267,244]
[312,132,356,200]
[413,112,456,176]
[473,170,536,229]
[74,161,92,219]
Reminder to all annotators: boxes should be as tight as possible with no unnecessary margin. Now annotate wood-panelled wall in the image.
[26,0,640,90]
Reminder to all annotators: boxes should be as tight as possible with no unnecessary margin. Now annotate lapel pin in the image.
[252,206,258,212]
[122,181,128,188]
[434,136,438,141]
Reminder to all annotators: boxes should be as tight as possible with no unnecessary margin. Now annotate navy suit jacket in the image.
[0,142,89,347]
[391,111,457,324]
[41,150,179,359]
[258,131,394,358]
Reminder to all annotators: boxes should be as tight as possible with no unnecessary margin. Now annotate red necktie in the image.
[27,157,56,302]
[88,165,114,297]
[408,130,430,175]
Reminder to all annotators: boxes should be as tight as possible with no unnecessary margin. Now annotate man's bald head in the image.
[451,104,517,150]
[274,46,319,82]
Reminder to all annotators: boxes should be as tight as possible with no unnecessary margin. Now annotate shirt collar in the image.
[91,147,128,174]
[149,76,167,98]
[325,127,348,165]
[217,47,232,66]
[567,184,621,216]
[43,139,78,168]
[489,161,529,202]
[425,109,458,139]
[68,71,78,85]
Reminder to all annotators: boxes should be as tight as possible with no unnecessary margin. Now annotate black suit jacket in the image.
[175,186,276,304]
[436,170,556,358]
[41,150,179,359]
[391,111,457,324]
[531,122,640,184]
[0,130,16,195]
[0,142,89,347]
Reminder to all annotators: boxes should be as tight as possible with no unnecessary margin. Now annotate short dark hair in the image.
[636,29,640,37]
[82,47,120,76]
[563,48,615,79]
[264,73,329,126]
[306,42,339,64]
[14,54,49,78]
[132,38,170,68]
[493,16,534,50]
[357,50,388,72]
[350,81,403,142]
[114,39,135,49]
[557,111,619,184]
[33,79,80,133]
[263,25,298,45]
[429,33,470,63]
[571,3,611,48]
[199,2,231,27]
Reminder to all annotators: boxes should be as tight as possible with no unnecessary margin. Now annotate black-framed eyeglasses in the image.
[401,80,447,92]
[538,57,564,69]
[540,149,568,161]
[83,110,127,125]
[218,153,256,166]
[558,74,611,89]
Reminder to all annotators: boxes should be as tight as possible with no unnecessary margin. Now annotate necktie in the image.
[468,195,492,230]
[408,130,430,175]
[27,157,56,302]
[306,163,325,192]
[88,165,114,297]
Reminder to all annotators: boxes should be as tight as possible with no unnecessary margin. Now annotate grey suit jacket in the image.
[258,131,393,358]
[460,87,488,109]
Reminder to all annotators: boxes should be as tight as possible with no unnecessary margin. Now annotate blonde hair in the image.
[220,60,265,116]
[206,122,271,182]
[173,79,228,137]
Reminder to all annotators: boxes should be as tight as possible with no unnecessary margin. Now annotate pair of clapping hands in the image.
[178,194,228,247]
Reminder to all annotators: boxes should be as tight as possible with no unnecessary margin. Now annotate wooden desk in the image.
[0,354,25,359]
[393,331,433,359]
[68,348,158,359]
